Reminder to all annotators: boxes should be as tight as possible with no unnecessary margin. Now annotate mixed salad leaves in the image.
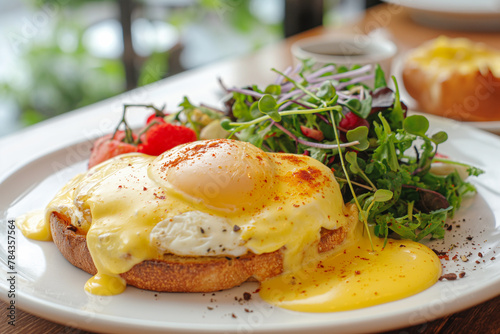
[97,61,483,246]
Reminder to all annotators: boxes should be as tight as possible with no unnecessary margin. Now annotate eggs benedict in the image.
[17,138,442,312]
[19,139,357,294]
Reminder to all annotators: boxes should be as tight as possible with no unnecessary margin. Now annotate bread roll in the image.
[402,36,500,122]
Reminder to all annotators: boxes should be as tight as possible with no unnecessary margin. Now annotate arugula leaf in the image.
[346,151,362,174]
[373,114,400,172]
[233,97,252,120]
[387,76,405,129]
[374,64,387,89]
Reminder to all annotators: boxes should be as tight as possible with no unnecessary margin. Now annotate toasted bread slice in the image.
[50,211,347,293]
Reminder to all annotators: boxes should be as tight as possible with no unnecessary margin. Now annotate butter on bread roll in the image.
[402,36,500,122]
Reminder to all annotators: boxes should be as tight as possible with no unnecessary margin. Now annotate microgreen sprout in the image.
[329,109,374,251]
[271,68,323,103]
[221,105,343,131]
[361,189,393,248]
[258,94,284,122]
[346,152,377,190]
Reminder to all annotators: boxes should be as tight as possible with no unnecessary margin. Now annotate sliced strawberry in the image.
[300,125,324,141]
[138,123,197,156]
[339,112,369,130]
[88,131,138,169]
[138,117,165,144]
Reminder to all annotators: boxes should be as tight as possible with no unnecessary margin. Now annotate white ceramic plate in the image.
[464,120,500,135]
[1,115,500,334]
[383,0,500,31]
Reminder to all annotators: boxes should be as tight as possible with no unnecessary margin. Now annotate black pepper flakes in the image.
[439,273,457,281]
[433,249,447,256]
[233,225,241,232]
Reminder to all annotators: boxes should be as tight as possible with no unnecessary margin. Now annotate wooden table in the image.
[1,3,499,334]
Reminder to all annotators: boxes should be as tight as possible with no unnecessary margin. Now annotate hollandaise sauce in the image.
[85,274,127,295]
[259,223,442,312]
[16,210,51,241]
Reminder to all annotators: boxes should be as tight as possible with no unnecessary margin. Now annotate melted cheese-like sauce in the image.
[259,223,441,312]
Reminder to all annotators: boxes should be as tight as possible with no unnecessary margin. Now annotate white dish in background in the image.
[383,0,500,31]
[291,35,397,76]
[0,115,500,334]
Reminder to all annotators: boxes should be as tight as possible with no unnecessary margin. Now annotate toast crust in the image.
[50,211,347,292]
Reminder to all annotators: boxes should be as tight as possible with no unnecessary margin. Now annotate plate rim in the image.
[382,0,500,15]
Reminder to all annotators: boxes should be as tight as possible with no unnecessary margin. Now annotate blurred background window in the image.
[0,0,369,137]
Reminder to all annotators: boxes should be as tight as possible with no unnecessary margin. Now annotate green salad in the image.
[165,62,483,246]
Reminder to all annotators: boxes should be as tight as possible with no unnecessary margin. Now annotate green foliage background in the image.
[1,0,283,128]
